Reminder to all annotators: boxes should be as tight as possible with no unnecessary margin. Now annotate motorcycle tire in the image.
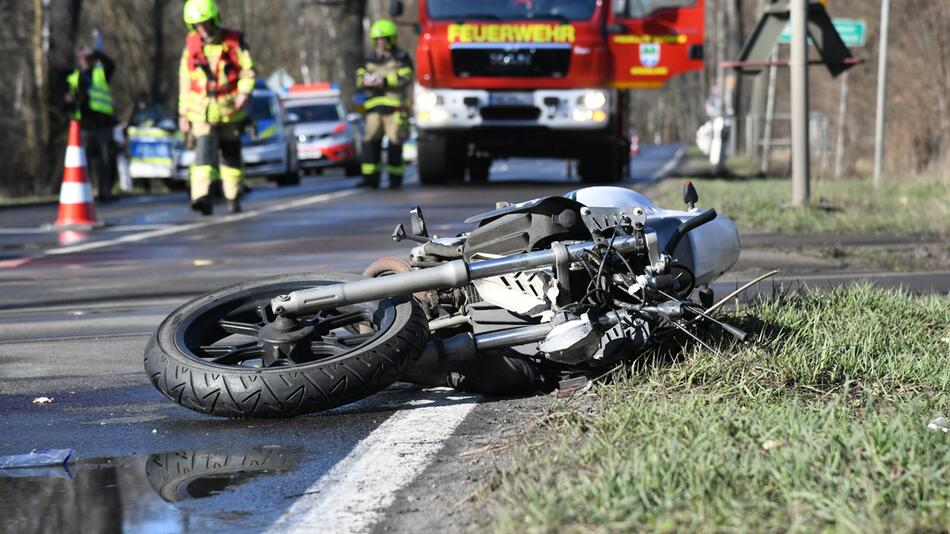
[145,272,429,418]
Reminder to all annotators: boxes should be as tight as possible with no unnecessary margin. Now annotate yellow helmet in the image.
[183,0,220,29]
[370,19,398,41]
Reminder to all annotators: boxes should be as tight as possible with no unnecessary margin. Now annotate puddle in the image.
[0,447,298,533]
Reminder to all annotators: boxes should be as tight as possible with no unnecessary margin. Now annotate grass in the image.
[487,285,950,533]
[649,175,949,236]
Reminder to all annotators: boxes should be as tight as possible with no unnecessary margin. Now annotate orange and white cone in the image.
[55,120,99,229]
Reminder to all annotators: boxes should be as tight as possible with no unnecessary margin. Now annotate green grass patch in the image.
[488,285,950,532]
[649,176,949,235]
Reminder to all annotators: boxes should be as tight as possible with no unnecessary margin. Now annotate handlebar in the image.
[663,208,717,256]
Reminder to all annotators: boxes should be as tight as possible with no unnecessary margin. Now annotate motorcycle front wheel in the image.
[145,272,428,418]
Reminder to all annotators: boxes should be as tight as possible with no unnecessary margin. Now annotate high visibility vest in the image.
[179,29,255,124]
[67,63,114,119]
[357,47,413,111]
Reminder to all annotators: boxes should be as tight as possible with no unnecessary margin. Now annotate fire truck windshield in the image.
[615,0,696,18]
[427,0,597,22]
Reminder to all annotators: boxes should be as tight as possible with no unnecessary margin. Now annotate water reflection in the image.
[0,447,297,534]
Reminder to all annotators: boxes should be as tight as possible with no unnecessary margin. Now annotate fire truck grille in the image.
[480,106,542,121]
[451,46,571,78]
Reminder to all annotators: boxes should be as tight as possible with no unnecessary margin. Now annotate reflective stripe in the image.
[361,163,379,175]
[386,72,400,87]
[59,182,94,204]
[64,146,87,169]
[386,164,405,175]
[190,164,216,180]
[396,67,413,77]
[365,96,402,109]
[220,165,244,181]
[127,127,173,139]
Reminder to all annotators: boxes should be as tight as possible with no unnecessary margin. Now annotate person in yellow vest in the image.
[65,46,117,203]
[179,0,255,215]
[356,20,414,189]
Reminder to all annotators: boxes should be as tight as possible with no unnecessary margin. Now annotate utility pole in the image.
[873,0,890,187]
[789,0,810,206]
[833,71,849,178]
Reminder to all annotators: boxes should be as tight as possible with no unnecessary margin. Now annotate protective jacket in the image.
[67,54,115,126]
[356,46,413,112]
[179,29,256,124]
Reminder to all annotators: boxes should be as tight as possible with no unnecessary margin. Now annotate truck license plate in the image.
[488,92,534,107]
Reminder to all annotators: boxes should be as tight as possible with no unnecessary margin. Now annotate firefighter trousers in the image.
[361,109,407,188]
[189,122,244,201]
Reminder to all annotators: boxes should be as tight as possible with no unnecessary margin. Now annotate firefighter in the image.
[178,0,255,215]
[357,19,413,189]
[66,46,117,203]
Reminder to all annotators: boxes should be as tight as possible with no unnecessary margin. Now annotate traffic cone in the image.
[55,120,100,229]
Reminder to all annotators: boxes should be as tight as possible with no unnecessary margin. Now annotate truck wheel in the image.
[469,156,491,183]
[418,134,465,185]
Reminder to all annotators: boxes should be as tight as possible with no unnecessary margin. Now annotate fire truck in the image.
[390,0,705,184]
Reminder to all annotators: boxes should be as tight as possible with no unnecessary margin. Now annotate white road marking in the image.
[269,393,479,534]
[45,188,364,256]
[650,146,686,182]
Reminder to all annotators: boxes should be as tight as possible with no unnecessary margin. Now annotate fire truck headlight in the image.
[416,90,443,111]
[581,91,607,109]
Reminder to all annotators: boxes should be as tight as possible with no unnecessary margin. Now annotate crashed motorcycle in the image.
[145,185,745,418]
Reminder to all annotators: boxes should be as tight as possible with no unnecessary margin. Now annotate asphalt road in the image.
[0,144,945,533]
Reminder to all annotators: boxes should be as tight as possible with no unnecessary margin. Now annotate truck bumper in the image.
[414,85,612,131]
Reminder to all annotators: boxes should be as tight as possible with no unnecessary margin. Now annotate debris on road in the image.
[31,396,55,404]
[927,414,950,433]
[0,449,75,470]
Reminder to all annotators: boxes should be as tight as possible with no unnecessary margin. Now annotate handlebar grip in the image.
[663,208,717,256]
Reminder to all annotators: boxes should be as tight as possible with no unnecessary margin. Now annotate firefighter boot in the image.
[388,174,403,189]
[227,197,242,214]
[191,195,213,216]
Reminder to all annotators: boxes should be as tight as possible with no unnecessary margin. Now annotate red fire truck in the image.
[391,0,705,184]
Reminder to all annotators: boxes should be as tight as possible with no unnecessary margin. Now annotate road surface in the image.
[0,145,945,533]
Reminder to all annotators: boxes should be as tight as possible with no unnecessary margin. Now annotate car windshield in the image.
[286,104,341,123]
[130,103,170,127]
[249,95,279,121]
[428,0,597,21]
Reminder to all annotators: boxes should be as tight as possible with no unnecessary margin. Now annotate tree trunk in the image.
[32,0,51,191]
[149,0,165,102]
[340,0,367,109]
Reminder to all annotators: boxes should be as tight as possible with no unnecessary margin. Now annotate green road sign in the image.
[779,18,867,47]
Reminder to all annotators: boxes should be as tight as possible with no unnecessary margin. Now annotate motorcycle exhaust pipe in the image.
[272,236,643,316]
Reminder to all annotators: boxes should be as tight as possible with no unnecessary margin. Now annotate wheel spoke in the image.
[317,311,371,332]
[219,319,261,337]
[200,342,262,365]
[335,332,376,347]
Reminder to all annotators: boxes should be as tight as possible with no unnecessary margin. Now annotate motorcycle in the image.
[145,184,748,418]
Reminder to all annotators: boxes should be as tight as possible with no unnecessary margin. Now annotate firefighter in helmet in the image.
[179,0,256,215]
[356,20,414,189]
